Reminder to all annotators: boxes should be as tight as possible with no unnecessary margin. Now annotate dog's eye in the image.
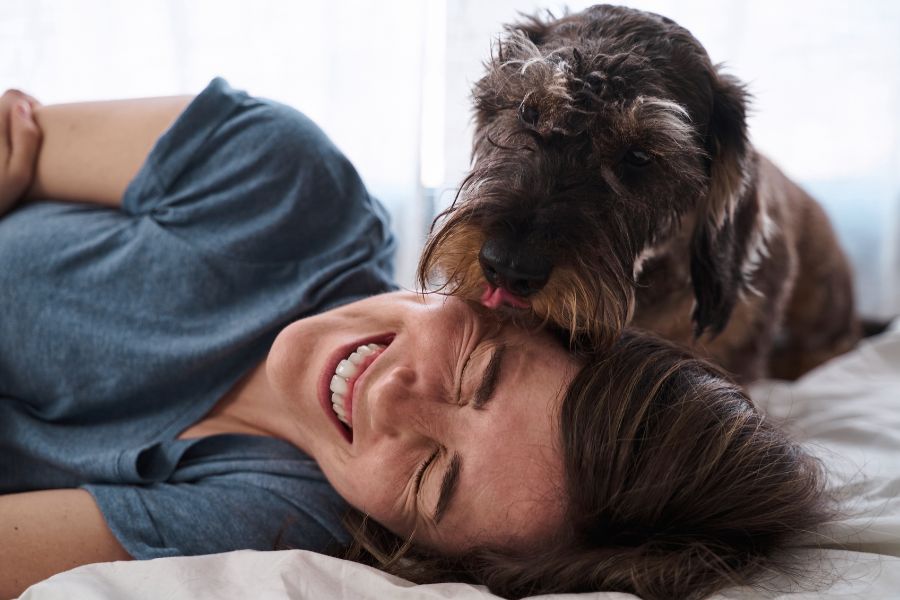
[518,103,540,127]
[623,148,652,167]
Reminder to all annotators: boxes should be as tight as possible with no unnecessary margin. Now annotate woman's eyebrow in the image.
[472,343,506,410]
[433,451,462,524]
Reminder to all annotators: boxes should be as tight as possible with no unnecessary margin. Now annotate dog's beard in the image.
[417,218,486,301]
[418,205,635,350]
[533,262,635,349]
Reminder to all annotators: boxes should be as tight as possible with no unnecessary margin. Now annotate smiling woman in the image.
[0,78,834,600]
[263,291,576,552]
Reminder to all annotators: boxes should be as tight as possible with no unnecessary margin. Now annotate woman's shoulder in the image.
[121,78,395,269]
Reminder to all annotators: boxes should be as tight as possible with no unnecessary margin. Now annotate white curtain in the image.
[0,0,443,288]
[443,0,900,319]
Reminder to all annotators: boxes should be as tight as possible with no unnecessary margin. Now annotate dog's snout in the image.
[478,238,552,298]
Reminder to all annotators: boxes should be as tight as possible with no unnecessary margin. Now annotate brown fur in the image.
[418,4,860,381]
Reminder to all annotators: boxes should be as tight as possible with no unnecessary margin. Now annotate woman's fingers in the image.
[0,89,27,140]
[0,88,40,146]
[0,89,43,215]
[8,101,42,188]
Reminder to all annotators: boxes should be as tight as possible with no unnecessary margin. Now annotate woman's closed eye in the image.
[458,342,506,410]
[414,335,505,522]
[409,340,472,521]
[415,448,440,496]
[415,447,463,526]
[455,345,477,405]
[412,342,480,520]
[414,447,443,524]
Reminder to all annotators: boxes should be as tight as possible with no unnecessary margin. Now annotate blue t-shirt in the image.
[0,78,396,558]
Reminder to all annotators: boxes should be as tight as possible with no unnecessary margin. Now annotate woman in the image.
[1,79,833,600]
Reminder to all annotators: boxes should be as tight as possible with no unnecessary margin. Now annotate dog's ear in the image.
[690,70,751,338]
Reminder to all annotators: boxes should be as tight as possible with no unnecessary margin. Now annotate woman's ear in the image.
[690,70,752,338]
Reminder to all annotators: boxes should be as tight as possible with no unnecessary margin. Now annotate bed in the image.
[18,321,900,600]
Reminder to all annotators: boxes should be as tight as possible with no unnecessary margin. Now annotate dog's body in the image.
[419,4,860,381]
[630,153,858,380]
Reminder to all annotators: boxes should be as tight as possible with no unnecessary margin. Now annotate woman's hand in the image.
[0,89,42,217]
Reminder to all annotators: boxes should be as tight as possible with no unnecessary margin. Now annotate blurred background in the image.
[2,0,898,318]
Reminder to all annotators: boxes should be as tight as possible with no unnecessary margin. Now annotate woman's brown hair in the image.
[342,329,837,599]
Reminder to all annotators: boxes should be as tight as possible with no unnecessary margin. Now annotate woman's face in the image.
[267,291,580,553]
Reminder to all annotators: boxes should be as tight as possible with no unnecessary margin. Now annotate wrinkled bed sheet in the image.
[19,322,900,600]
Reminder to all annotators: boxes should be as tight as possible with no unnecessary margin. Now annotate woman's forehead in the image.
[425,328,574,552]
[428,411,567,552]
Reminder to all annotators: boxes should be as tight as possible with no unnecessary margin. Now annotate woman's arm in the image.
[0,88,191,213]
[0,90,41,215]
[0,489,132,599]
[24,93,193,207]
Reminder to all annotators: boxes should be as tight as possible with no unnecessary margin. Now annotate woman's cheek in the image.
[331,456,388,511]
[355,461,415,530]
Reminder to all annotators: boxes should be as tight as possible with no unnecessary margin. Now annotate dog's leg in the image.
[766,177,861,380]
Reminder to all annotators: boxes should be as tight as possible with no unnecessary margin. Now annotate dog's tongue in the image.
[480,285,530,309]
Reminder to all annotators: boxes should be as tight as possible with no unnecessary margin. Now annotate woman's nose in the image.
[365,363,433,438]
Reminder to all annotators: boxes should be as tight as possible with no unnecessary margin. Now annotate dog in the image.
[417,4,860,382]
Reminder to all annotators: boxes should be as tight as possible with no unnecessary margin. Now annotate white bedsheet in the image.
[19,323,900,600]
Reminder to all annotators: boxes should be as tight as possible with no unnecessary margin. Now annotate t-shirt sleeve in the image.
[84,472,349,559]
[122,77,395,267]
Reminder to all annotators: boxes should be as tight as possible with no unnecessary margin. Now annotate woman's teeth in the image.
[330,343,385,427]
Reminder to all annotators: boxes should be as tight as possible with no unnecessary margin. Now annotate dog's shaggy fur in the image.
[418,4,860,381]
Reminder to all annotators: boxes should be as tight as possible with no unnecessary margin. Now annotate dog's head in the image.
[418,4,754,349]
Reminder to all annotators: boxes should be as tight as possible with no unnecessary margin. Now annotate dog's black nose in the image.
[478,238,552,297]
